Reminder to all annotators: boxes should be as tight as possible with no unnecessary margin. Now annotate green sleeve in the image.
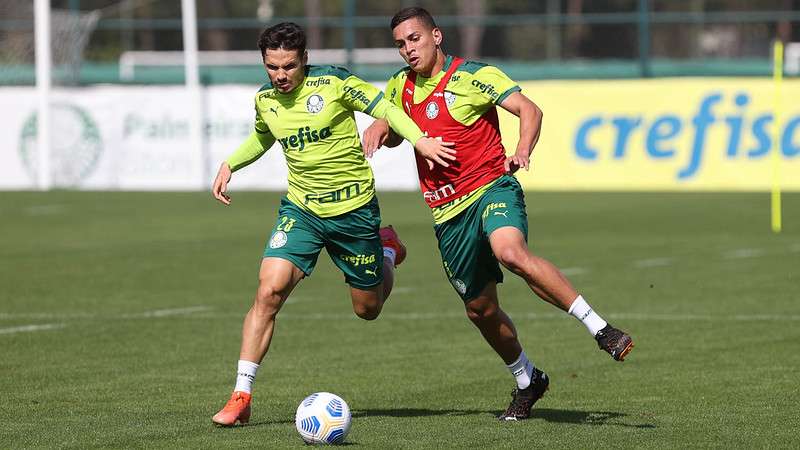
[369,98,424,145]
[340,73,388,114]
[225,130,275,172]
[471,65,521,105]
[384,73,404,108]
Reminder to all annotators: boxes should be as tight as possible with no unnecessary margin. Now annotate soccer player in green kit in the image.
[210,22,455,426]
[363,8,634,421]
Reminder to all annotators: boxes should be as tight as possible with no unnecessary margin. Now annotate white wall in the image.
[0,84,419,191]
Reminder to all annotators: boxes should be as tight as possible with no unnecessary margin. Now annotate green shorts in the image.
[263,196,384,289]
[434,175,529,302]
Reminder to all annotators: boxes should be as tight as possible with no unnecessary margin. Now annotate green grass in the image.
[1,191,798,449]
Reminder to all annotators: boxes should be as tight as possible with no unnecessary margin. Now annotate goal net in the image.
[0,0,99,86]
[1,0,102,189]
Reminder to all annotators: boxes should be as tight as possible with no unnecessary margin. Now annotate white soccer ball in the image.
[295,392,352,445]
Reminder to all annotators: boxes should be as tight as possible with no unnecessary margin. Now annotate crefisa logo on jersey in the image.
[425,101,439,119]
[306,94,324,114]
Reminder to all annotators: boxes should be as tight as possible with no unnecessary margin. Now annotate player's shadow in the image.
[243,408,655,430]
[530,408,656,429]
[353,408,655,429]
[352,408,488,419]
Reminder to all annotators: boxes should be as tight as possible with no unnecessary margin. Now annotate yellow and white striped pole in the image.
[771,40,783,234]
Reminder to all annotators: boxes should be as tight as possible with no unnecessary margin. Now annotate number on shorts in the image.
[276,216,296,232]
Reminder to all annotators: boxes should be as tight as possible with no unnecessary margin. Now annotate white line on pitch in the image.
[284,296,310,304]
[0,323,65,335]
[723,248,765,259]
[0,306,212,321]
[7,304,799,324]
[284,287,417,304]
[0,312,95,320]
[561,267,588,276]
[391,287,416,294]
[633,257,673,268]
[118,306,212,318]
[266,311,800,322]
[24,205,66,216]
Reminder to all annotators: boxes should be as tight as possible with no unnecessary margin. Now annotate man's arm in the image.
[360,71,410,156]
[369,100,456,168]
[340,73,456,167]
[212,130,275,205]
[362,118,403,158]
[498,91,543,172]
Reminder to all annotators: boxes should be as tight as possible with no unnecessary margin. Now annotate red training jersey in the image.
[401,57,508,208]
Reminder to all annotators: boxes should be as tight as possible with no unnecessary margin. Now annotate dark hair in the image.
[390,7,437,30]
[258,22,306,59]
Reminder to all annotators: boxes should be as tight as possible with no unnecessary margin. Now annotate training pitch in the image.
[1,191,798,448]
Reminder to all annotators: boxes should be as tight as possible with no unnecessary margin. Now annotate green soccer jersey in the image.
[384,55,521,224]
[384,55,520,127]
[226,65,424,218]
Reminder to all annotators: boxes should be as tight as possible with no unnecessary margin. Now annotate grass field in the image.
[1,191,798,448]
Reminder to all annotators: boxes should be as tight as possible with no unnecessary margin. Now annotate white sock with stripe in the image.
[568,295,608,336]
[233,360,259,394]
[507,351,535,389]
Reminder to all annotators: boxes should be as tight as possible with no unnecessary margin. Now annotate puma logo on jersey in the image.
[365,268,377,277]
[494,211,508,218]
[482,202,508,219]
[269,107,278,115]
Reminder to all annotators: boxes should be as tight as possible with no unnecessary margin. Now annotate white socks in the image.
[507,351,535,389]
[233,360,260,394]
[383,247,396,267]
[568,295,607,336]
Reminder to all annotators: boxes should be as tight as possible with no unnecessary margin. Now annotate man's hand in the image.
[414,137,456,170]
[504,147,531,173]
[212,162,232,205]
[499,91,541,174]
[362,119,390,158]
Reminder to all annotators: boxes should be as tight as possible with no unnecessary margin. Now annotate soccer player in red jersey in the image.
[363,7,634,421]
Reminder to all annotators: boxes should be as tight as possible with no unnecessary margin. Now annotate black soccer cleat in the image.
[498,368,549,421]
[595,324,634,361]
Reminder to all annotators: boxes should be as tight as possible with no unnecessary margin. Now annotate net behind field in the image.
[0,0,99,86]
[1,1,103,188]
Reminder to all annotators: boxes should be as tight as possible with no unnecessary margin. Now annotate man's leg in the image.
[349,284,385,321]
[464,282,521,364]
[348,225,406,320]
[489,227,578,311]
[212,257,305,426]
[240,257,306,362]
[488,226,633,361]
[464,282,549,421]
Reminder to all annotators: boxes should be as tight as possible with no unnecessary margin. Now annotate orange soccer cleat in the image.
[212,391,252,426]
[380,225,407,267]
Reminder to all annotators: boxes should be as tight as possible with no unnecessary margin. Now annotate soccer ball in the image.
[295,392,351,445]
